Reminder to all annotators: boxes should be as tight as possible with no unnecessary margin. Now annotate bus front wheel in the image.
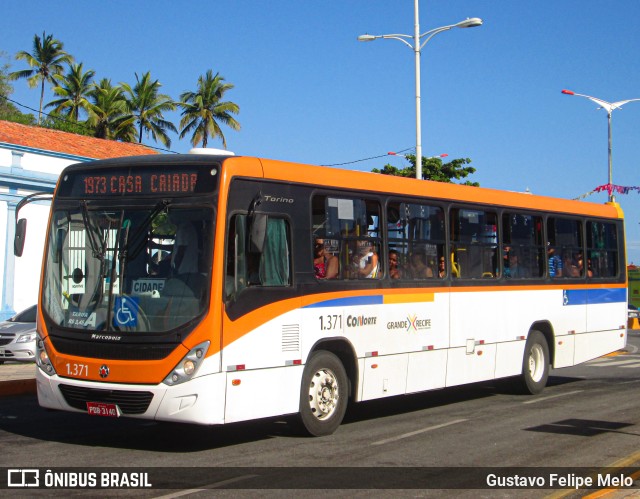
[298,350,348,437]
[518,330,550,395]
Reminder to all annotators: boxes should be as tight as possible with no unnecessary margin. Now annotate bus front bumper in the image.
[36,367,227,425]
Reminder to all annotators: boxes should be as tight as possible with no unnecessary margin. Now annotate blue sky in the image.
[3,0,640,262]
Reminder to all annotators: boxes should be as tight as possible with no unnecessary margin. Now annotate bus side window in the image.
[226,214,291,300]
[502,213,544,279]
[587,221,618,278]
[451,208,497,279]
[313,195,381,280]
[548,217,583,279]
[388,201,445,280]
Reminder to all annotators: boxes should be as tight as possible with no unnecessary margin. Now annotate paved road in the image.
[0,361,35,382]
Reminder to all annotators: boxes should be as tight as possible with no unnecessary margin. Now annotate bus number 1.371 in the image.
[319,315,342,331]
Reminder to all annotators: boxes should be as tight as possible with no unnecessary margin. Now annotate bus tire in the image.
[518,330,550,395]
[298,350,348,437]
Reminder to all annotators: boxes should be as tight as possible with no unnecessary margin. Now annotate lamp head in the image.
[358,34,377,42]
[456,17,483,28]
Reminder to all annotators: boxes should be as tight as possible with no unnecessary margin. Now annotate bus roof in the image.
[248,157,623,220]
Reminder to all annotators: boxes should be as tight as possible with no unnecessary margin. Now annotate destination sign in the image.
[58,166,218,198]
[83,173,198,195]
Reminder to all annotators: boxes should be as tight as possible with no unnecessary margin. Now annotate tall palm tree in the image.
[86,78,135,141]
[121,71,176,148]
[10,32,73,124]
[178,70,240,149]
[45,62,95,122]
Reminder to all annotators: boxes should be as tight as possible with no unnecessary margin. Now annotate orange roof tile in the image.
[0,120,160,159]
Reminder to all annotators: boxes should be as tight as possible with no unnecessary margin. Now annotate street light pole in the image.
[358,1,482,180]
[413,0,422,180]
[562,89,640,202]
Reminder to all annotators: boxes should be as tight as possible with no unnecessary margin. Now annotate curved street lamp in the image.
[387,152,448,159]
[562,89,640,201]
[359,1,482,180]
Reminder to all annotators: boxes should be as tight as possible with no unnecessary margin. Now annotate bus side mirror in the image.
[14,218,27,257]
[249,214,267,253]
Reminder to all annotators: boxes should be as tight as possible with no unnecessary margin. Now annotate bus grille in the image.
[50,336,176,360]
[58,384,154,415]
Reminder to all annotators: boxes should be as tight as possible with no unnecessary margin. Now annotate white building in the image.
[0,120,158,319]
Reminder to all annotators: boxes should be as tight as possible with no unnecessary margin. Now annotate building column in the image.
[1,189,17,320]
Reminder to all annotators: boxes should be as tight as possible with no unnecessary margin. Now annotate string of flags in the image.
[573,183,640,200]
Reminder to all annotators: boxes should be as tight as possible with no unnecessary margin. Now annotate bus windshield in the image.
[42,204,214,333]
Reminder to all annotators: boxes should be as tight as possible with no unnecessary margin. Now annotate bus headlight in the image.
[36,338,56,376]
[163,341,209,386]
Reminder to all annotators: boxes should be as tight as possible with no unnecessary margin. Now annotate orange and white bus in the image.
[16,150,627,436]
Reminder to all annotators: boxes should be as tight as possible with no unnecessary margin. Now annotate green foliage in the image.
[46,62,95,121]
[10,32,73,124]
[0,51,36,124]
[121,71,176,148]
[0,52,13,104]
[0,104,36,125]
[179,70,240,149]
[373,154,479,186]
[86,78,135,141]
[40,114,93,136]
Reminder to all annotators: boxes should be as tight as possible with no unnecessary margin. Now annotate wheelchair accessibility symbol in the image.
[114,296,139,327]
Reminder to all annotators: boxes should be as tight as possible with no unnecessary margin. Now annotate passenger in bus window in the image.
[548,247,563,277]
[505,252,525,278]
[576,254,592,277]
[502,246,511,274]
[410,252,433,279]
[585,257,594,277]
[389,250,402,279]
[438,256,446,278]
[354,240,379,278]
[314,239,339,279]
[562,252,581,277]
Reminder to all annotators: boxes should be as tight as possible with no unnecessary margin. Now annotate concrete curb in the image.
[0,378,36,397]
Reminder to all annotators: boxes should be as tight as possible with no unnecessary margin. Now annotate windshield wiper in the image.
[80,201,107,262]
[124,200,171,262]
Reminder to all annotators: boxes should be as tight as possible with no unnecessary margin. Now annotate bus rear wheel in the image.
[298,350,348,437]
[518,330,550,395]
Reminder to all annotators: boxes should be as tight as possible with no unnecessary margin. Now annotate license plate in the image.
[0,349,4,355]
[86,402,121,417]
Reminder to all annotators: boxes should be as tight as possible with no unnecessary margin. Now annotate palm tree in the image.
[45,62,95,122]
[121,71,176,148]
[178,70,240,149]
[10,32,73,124]
[86,78,135,141]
